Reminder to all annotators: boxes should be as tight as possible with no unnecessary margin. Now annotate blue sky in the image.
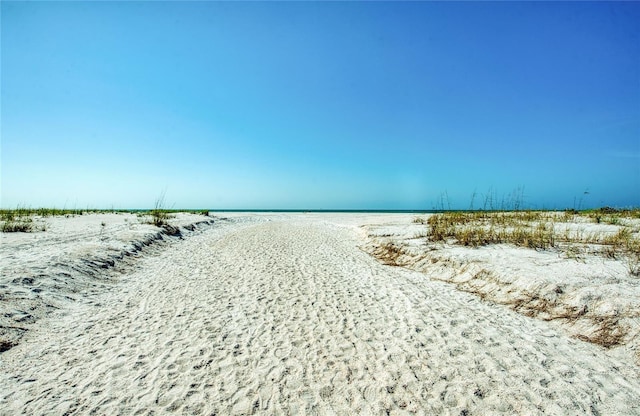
[2,1,639,209]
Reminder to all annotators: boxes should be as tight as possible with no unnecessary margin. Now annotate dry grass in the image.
[426,212,557,249]
[373,242,406,266]
[426,210,640,269]
[507,292,627,348]
[0,208,46,233]
[1,218,35,232]
[575,317,628,348]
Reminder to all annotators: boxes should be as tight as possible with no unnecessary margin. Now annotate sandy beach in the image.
[1,213,640,414]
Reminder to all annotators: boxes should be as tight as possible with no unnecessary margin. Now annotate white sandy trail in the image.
[2,218,640,415]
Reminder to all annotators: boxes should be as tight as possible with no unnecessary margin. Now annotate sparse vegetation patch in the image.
[146,193,173,227]
[0,207,42,233]
[425,210,640,268]
[373,242,406,266]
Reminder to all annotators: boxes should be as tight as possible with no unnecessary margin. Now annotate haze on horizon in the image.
[1,1,639,210]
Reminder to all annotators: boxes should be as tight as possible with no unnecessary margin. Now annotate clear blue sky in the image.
[2,1,639,210]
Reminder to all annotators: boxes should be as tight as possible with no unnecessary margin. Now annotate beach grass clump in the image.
[602,228,632,247]
[1,206,37,232]
[34,208,84,217]
[147,208,172,227]
[427,213,556,249]
[0,206,111,232]
[373,242,406,266]
[426,210,640,265]
[584,207,640,224]
[145,193,173,227]
[575,317,628,348]
[0,215,47,233]
[1,217,35,232]
[0,206,32,221]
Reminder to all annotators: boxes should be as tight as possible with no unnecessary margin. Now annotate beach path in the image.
[2,217,639,415]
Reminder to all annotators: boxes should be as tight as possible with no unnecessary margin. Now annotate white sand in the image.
[362,214,640,367]
[1,213,640,414]
[0,212,220,349]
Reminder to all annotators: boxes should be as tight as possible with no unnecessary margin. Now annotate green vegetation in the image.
[1,217,36,232]
[423,209,640,272]
[0,207,129,233]
[584,207,640,224]
[147,210,171,227]
[0,207,128,220]
[426,211,557,249]
[145,192,172,227]
[1,206,39,232]
[0,201,212,233]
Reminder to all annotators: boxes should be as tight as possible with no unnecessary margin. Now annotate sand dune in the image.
[0,212,220,352]
[2,214,640,414]
[362,214,640,367]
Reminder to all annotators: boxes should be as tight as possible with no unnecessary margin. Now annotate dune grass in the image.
[0,207,126,220]
[0,207,121,233]
[422,209,640,274]
[0,203,211,233]
[1,217,36,232]
[1,207,40,232]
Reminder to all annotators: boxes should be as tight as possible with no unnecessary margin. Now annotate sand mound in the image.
[363,215,640,367]
[0,213,218,351]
